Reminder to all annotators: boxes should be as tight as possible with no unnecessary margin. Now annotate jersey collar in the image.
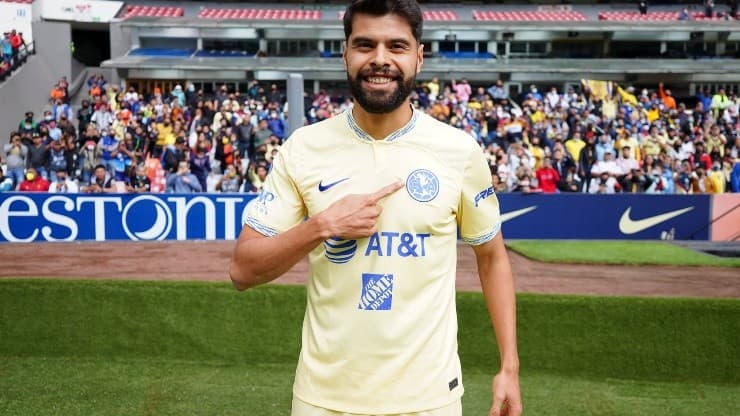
[345,106,419,143]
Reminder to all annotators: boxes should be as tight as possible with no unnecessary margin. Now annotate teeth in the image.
[367,77,392,84]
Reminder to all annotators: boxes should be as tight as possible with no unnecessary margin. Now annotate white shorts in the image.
[291,396,462,416]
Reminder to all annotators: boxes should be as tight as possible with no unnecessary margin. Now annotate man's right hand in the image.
[318,181,404,240]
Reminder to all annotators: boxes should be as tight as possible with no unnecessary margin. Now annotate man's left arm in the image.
[472,232,522,416]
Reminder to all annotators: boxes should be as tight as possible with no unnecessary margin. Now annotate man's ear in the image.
[416,43,424,75]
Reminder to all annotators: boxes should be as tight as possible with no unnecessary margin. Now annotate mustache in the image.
[358,67,403,80]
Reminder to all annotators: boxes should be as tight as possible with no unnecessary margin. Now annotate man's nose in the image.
[370,45,390,67]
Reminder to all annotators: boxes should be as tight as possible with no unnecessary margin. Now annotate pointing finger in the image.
[368,181,404,204]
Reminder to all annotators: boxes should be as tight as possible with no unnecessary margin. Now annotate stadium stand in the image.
[121,5,183,19]
[198,8,321,20]
[598,11,728,21]
[472,11,587,21]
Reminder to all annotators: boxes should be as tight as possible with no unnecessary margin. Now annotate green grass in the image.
[1,279,738,415]
[506,240,740,267]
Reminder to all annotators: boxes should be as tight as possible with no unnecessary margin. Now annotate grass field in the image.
[506,240,740,267]
[1,279,738,415]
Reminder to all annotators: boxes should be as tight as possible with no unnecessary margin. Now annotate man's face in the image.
[343,13,423,114]
[95,167,106,180]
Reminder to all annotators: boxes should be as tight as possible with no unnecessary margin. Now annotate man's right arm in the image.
[229,217,329,291]
[229,181,404,291]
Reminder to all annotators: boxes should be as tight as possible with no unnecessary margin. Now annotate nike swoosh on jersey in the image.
[318,177,350,192]
[618,206,694,235]
[501,206,537,223]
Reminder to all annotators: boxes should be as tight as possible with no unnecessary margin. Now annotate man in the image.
[4,132,27,189]
[82,164,115,193]
[165,160,202,193]
[229,2,521,416]
[18,167,50,192]
[48,170,79,193]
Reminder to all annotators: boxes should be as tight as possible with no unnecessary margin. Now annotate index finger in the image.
[368,181,404,204]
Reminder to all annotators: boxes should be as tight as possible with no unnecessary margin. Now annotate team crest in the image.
[406,169,439,202]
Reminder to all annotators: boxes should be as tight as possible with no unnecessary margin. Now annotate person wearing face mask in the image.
[48,170,78,193]
[266,110,286,140]
[18,111,38,143]
[18,167,50,192]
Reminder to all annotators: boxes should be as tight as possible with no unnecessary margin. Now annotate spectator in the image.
[18,167,50,192]
[4,132,27,189]
[26,133,49,180]
[47,138,68,182]
[678,8,691,21]
[658,83,676,111]
[189,143,211,192]
[1,32,12,65]
[166,160,202,193]
[91,103,114,132]
[216,163,242,192]
[535,157,560,193]
[244,163,269,192]
[48,170,79,193]
[590,170,620,194]
[0,169,13,192]
[82,164,115,193]
[131,164,151,192]
[78,139,101,184]
[98,129,119,175]
[638,1,648,15]
[705,0,715,18]
[565,130,586,164]
[266,109,286,140]
[9,30,21,62]
[711,87,731,118]
[162,137,187,174]
[112,140,134,184]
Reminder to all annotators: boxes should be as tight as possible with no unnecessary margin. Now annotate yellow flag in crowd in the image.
[581,79,613,100]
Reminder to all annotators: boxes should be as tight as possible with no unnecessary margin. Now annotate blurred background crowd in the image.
[2,72,739,194]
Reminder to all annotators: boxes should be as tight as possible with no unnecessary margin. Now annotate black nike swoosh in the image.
[318,177,350,192]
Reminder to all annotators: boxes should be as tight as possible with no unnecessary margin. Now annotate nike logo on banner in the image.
[618,207,694,235]
[318,178,350,192]
[501,206,537,223]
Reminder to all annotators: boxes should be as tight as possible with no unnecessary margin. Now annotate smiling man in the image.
[229,1,521,415]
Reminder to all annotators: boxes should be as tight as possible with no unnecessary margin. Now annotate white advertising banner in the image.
[0,3,33,43]
[39,0,124,23]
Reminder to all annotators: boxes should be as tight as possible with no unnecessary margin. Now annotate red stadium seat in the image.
[198,8,321,20]
[473,10,587,21]
[338,10,458,21]
[1,0,35,4]
[598,11,729,21]
[122,6,184,19]
[422,10,459,21]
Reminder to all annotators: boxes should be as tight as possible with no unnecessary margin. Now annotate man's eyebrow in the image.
[350,36,413,46]
[350,36,375,45]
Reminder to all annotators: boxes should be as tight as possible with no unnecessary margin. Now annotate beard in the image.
[348,67,416,114]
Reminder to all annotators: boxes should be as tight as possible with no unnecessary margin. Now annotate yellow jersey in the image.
[245,109,501,414]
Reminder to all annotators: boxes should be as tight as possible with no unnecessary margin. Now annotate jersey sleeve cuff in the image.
[244,216,279,237]
[461,220,501,246]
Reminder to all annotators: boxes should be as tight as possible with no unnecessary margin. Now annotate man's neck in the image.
[351,102,413,140]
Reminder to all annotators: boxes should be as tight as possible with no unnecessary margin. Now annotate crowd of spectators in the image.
[2,72,740,195]
[0,29,31,82]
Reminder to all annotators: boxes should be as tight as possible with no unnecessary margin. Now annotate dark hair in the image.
[343,0,423,42]
[94,164,106,171]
